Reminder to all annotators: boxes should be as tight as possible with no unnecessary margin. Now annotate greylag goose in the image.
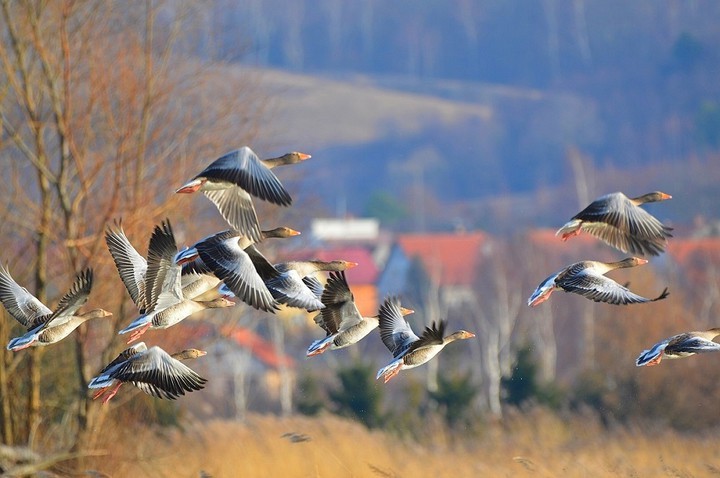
[248,252,358,312]
[376,296,475,383]
[178,226,300,302]
[0,267,112,351]
[306,271,414,356]
[107,220,226,302]
[175,146,310,243]
[527,257,669,307]
[556,191,673,256]
[174,228,304,312]
[111,220,235,343]
[88,342,207,403]
[636,328,720,366]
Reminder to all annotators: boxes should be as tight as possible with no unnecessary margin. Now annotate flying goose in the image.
[89,342,207,403]
[376,297,475,383]
[528,257,669,307]
[109,220,234,343]
[176,146,310,243]
[0,267,111,351]
[636,328,720,366]
[307,271,413,356]
[556,191,673,256]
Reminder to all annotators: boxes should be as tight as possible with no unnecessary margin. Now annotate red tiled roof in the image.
[222,326,295,369]
[397,232,487,286]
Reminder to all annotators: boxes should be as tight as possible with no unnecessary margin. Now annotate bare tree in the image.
[0,0,267,465]
[471,240,523,417]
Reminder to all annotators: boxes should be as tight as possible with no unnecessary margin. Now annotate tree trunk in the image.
[424,281,441,392]
[233,349,250,422]
[270,318,292,416]
[581,305,595,370]
[532,307,558,382]
[484,331,502,417]
[0,316,13,445]
[28,167,52,447]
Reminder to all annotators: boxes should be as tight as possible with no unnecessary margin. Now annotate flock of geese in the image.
[528,191,720,366]
[0,148,717,406]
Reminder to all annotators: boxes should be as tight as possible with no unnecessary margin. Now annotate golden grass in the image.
[85,409,720,478]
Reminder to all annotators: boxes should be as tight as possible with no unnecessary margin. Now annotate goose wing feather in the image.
[39,268,93,329]
[105,222,147,306]
[0,264,52,328]
[557,268,662,305]
[196,233,278,312]
[112,346,207,399]
[378,297,419,358]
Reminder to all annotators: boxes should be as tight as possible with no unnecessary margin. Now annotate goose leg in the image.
[127,323,152,344]
[645,353,663,367]
[92,388,108,400]
[102,383,124,404]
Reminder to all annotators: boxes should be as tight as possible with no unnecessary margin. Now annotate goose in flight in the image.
[176,146,310,243]
[636,328,720,366]
[89,342,207,403]
[0,267,111,351]
[108,220,234,344]
[376,297,474,383]
[556,191,673,256]
[528,257,669,307]
[306,271,414,356]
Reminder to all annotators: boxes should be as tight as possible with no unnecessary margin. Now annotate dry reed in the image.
[83,408,720,478]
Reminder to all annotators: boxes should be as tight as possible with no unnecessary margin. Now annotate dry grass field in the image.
[85,409,720,478]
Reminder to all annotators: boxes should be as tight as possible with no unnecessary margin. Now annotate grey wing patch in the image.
[666,336,720,355]
[378,297,419,358]
[303,276,324,300]
[313,310,338,336]
[203,188,262,244]
[0,263,52,328]
[43,268,93,329]
[144,220,183,313]
[98,343,148,375]
[105,222,147,306]
[558,272,667,305]
[407,320,446,354]
[266,271,325,311]
[181,256,214,278]
[196,235,278,313]
[114,347,207,400]
[316,271,362,333]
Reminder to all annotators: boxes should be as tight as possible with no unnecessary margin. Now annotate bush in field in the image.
[296,373,325,416]
[502,344,564,409]
[328,362,384,428]
[429,373,478,428]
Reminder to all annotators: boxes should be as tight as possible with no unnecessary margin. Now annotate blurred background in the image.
[1,1,720,476]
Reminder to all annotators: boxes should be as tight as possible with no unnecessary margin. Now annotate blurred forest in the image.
[1,1,720,476]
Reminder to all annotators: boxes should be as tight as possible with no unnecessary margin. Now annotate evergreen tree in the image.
[328,362,383,428]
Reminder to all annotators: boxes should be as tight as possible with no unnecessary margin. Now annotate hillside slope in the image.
[250,68,602,219]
